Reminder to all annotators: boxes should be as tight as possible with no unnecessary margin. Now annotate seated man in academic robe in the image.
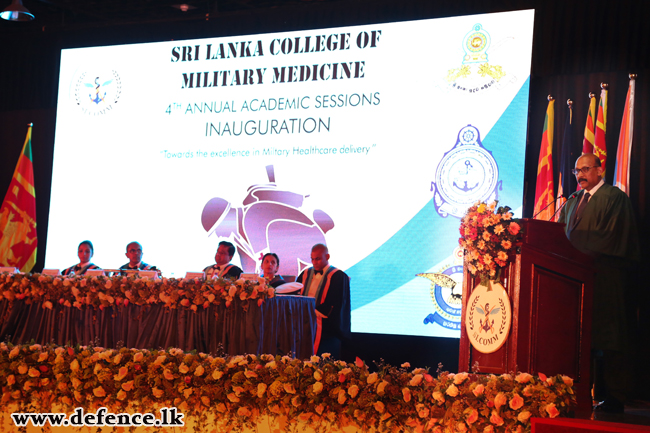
[203,241,243,280]
[119,241,158,272]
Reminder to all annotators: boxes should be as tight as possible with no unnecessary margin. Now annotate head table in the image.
[0,273,316,359]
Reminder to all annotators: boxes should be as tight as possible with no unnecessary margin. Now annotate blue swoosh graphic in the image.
[348,76,530,310]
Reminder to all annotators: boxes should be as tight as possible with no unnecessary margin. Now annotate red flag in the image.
[593,83,608,174]
[614,75,635,195]
[0,124,37,272]
[555,99,574,221]
[534,97,555,220]
[582,93,596,154]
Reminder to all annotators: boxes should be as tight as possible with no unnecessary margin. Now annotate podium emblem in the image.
[465,281,511,353]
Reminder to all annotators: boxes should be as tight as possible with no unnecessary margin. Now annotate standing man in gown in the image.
[558,153,639,413]
[296,243,351,359]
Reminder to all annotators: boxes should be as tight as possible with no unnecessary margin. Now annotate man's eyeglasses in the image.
[571,166,598,175]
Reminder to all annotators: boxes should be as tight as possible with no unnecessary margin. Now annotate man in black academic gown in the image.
[203,241,243,280]
[558,153,639,413]
[297,243,351,359]
[119,242,158,272]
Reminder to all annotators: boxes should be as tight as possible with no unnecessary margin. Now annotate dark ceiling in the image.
[0,0,345,35]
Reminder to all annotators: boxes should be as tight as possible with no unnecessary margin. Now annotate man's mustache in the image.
[578,177,587,183]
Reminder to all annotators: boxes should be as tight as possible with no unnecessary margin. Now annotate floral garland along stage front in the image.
[0,343,575,433]
[0,273,276,313]
[459,201,521,285]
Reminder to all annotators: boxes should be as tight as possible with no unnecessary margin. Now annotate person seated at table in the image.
[119,241,158,271]
[204,241,242,279]
[261,252,285,288]
[62,240,102,276]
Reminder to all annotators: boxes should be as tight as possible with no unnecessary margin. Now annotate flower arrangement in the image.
[459,201,521,284]
[0,343,575,433]
[0,273,275,312]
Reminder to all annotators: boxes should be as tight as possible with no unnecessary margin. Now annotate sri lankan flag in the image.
[0,124,37,272]
[555,100,574,221]
[614,75,635,195]
[594,84,608,174]
[534,97,555,220]
[582,93,596,154]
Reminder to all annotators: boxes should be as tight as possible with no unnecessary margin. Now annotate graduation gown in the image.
[297,266,351,353]
[203,263,243,280]
[558,183,639,350]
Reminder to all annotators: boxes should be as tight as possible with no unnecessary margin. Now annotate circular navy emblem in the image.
[431,125,500,218]
[72,68,122,116]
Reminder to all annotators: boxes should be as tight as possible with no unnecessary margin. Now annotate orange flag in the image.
[593,83,608,173]
[582,93,596,154]
[0,124,37,272]
[533,97,555,220]
[614,75,635,195]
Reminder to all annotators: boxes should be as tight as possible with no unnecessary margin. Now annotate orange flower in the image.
[517,411,531,422]
[377,380,388,395]
[467,408,479,424]
[515,373,532,383]
[312,382,323,394]
[545,403,560,418]
[374,401,385,413]
[38,352,49,362]
[509,393,524,410]
[117,390,127,401]
[315,404,325,415]
[446,384,459,397]
[9,347,20,358]
[93,386,106,397]
[178,363,190,374]
[227,393,239,403]
[416,404,429,418]
[183,388,193,399]
[7,375,15,385]
[432,391,445,404]
[490,410,504,426]
[410,374,423,386]
[473,384,485,396]
[402,387,412,402]
[494,392,507,409]
[152,388,164,398]
[133,352,144,362]
[338,389,347,404]
[367,372,378,384]
[28,368,40,378]
[562,375,574,386]
[348,385,359,398]
[283,383,296,394]
[257,383,267,398]
[237,407,251,417]
[70,359,79,372]
[201,396,210,406]
[121,381,134,391]
[454,372,469,384]
[114,366,128,381]
[164,369,175,380]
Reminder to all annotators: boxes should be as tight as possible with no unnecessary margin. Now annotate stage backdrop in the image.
[44,10,534,339]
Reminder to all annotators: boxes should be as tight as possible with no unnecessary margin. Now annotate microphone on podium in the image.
[548,191,580,222]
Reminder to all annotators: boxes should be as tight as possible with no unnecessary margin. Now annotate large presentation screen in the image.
[46,9,535,338]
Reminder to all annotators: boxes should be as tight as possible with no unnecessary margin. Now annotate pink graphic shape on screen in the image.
[201,166,334,278]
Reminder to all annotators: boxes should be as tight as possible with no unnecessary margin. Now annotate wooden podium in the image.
[459,219,594,412]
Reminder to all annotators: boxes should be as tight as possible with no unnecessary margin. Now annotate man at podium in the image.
[558,153,639,413]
